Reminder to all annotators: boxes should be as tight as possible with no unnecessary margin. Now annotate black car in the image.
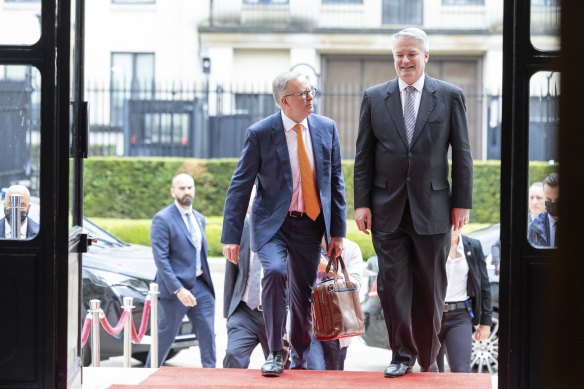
[80,218,198,366]
[19,197,198,366]
[360,224,500,374]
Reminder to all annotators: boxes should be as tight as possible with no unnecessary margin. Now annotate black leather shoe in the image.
[384,363,413,378]
[420,362,438,372]
[261,349,288,377]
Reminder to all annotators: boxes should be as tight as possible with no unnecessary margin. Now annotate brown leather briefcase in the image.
[311,254,365,341]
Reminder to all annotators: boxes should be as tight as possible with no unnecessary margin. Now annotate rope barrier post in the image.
[122,296,134,368]
[9,194,22,239]
[89,299,101,367]
[150,283,159,369]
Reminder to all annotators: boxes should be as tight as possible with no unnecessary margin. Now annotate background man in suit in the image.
[353,27,473,377]
[222,71,346,377]
[437,227,492,373]
[1,185,39,239]
[223,187,270,368]
[528,172,559,247]
[528,181,545,224]
[145,173,216,368]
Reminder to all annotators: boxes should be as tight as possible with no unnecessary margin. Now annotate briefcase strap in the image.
[323,253,354,289]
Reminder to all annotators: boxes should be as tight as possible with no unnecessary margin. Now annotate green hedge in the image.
[91,216,489,260]
[84,157,557,224]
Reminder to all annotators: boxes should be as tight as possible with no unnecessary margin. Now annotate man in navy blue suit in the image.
[222,71,347,377]
[1,185,39,239]
[145,173,216,368]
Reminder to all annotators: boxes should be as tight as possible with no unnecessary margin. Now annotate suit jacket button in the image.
[408,152,413,158]
[406,177,411,182]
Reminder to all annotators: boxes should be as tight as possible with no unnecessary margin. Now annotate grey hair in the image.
[529,181,544,191]
[272,71,305,108]
[392,28,429,53]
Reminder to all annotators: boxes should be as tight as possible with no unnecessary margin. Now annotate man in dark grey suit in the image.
[222,71,346,377]
[223,215,269,368]
[145,173,216,368]
[354,28,473,377]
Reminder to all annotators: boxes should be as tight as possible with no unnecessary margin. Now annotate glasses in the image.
[283,88,317,100]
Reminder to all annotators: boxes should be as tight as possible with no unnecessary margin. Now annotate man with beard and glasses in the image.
[1,184,39,239]
[529,173,560,248]
[145,173,216,368]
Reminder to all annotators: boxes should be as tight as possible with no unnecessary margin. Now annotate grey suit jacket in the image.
[354,75,473,235]
[223,216,251,319]
[150,204,214,299]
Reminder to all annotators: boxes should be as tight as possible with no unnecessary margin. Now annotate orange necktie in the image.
[294,124,320,221]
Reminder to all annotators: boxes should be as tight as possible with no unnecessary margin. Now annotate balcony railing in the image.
[205,0,503,32]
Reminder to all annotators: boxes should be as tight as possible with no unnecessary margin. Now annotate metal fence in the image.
[81,81,558,161]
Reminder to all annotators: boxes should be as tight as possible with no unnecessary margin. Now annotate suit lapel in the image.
[271,113,294,192]
[307,115,324,192]
[384,80,409,148]
[172,205,195,248]
[410,76,437,147]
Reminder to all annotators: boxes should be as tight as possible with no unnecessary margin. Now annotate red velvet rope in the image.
[80,314,92,347]
[84,293,153,345]
[131,295,151,344]
[99,309,130,336]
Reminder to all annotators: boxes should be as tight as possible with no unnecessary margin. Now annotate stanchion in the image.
[89,299,101,367]
[150,283,159,368]
[122,296,134,368]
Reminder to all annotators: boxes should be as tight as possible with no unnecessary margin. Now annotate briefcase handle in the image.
[323,253,356,289]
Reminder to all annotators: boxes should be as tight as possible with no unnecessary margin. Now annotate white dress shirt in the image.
[398,74,425,117]
[175,202,203,277]
[281,112,316,213]
[445,237,470,303]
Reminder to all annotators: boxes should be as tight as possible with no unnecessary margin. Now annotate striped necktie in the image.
[404,85,417,145]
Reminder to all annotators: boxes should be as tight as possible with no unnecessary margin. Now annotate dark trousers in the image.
[372,203,449,369]
[145,278,216,368]
[437,309,473,372]
[307,334,348,370]
[223,302,269,368]
[257,214,324,369]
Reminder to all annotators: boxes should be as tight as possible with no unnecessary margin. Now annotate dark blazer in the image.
[221,111,347,250]
[150,204,214,299]
[354,76,473,235]
[0,217,39,238]
[223,217,252,319]
[461,235,493,327]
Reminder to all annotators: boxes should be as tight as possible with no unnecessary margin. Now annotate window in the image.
[527,71,559,249]
[0,0,41,45]
[530,0,560,51]
[442,0,484,5]
[382,0,422,25]
[0,65,41,240]
[322,0,363,4]
[110,53,154,126]
[112,0,155,4]
[243,0,289,4]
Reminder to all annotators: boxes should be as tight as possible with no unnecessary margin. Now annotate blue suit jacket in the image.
[221,111,347,251]
[151,204,214,299]
[0,217,39,238]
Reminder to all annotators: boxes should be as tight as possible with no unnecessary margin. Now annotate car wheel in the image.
[471,314,499,374]
[82,344,92,367]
